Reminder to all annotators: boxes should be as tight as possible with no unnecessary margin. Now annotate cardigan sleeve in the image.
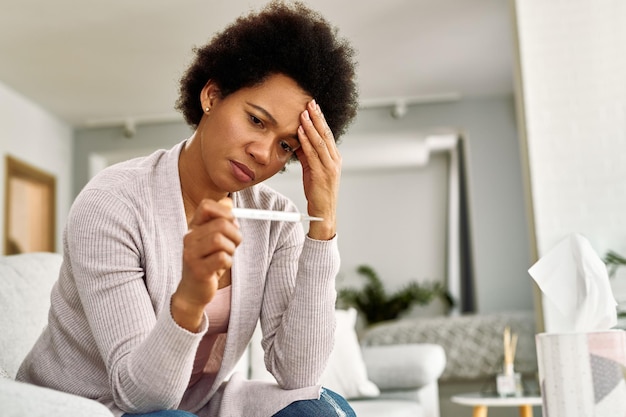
[259,225,340,389]
[66,188,207,413]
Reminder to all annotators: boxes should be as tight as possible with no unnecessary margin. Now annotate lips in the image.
[231,160,256,183]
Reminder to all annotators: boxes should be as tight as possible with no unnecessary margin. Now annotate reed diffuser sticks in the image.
[503,326,518,375]
[497,325,522,396]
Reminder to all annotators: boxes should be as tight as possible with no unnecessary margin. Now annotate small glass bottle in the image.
[496,363,523,397]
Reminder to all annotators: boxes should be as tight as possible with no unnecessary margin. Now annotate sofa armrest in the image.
[0,378,114,417]
[361,343,446,390]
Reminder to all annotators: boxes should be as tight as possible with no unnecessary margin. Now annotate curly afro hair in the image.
[175,0,359,141]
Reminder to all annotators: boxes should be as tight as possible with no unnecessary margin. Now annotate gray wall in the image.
[73,122,193,197]
[74,94,533,314]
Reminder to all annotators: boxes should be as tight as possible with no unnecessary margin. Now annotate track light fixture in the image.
[358,92,461,120]
[390,100,408,119]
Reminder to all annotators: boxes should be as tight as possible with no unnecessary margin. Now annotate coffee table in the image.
[451,392,542,417]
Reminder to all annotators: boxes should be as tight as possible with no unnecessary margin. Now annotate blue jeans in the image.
[122,387,356,417]
[123,412,197,417]
[273,388,356,417]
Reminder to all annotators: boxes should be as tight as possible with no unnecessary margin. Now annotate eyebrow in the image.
[246,101,300,143]
[247,102,277,126]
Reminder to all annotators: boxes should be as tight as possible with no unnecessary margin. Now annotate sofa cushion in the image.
[0,252,63,377]
[319,308,380,399]
[362,343,446,390]
[349,398,422,417]
[0,378,114,417]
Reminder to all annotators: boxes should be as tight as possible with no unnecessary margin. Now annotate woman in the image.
[17,1,359,416]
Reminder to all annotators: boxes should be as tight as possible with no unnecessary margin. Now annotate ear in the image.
[200,80,222,110]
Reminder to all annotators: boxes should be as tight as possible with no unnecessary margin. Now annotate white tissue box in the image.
[536,330,626,417]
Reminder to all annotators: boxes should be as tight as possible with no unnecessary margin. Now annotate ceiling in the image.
[0,0,516,128]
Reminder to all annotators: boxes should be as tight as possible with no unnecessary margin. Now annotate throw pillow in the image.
[320,308,380,399]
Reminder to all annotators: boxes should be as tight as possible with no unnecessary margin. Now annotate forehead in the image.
[242,74,311,103]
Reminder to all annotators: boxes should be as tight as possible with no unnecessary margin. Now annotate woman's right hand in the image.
[171,198,242,332]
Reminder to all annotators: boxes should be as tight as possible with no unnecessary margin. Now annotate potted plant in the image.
[337,264,454,326]
[604,250,626,278]
[604,250,626,318]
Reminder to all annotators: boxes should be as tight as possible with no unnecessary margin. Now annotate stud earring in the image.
[205,107,210,113]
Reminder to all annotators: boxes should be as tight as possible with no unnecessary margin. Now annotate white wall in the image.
[0,82,73,254]
[516,0,626,256]
[514,0,626,330]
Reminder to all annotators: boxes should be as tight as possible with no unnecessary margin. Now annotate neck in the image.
[178,136,228,218]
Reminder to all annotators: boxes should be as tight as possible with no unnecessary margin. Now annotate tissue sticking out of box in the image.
[528,233,618,333]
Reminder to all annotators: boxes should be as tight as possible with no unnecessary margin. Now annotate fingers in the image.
[175,198,242,319]
[184,226,239,261]
[186,198,241,256]
[183,198,241,283]
[188,197,234,229]
[297,100,339,163]
[294,100,342,229]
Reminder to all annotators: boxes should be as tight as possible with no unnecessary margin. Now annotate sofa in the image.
[0,252,446,417]
[361,310,542,417]
[0,252,114,417]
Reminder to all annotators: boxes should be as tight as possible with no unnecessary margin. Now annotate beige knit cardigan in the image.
[17,141,339,417]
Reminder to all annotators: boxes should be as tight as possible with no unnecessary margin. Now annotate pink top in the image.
[188,285,232,387]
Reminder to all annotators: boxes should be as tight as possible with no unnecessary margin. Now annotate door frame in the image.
[4,155,56,254]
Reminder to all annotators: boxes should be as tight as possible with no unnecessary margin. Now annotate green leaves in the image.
[337,264,452,325]
[604,250,626,278]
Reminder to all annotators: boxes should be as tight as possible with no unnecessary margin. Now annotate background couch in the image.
[0,252,446,417]
[361,310,542,417]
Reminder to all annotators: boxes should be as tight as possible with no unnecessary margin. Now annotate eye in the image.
[279,139,301,155]
[280,140,294,153]
[249,114,264,128]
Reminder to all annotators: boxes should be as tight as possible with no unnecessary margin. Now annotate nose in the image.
[247,138,272,165]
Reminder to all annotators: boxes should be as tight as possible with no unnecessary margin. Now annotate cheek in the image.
[259,160,289,182]
[274,146,298,168]
[220,121,244,145]
[209,110,245,143]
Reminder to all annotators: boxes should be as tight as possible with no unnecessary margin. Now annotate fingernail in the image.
[303,110,310,121]
[311,99,317,108]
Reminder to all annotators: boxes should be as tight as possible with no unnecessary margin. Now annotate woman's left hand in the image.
[295,99,341,240]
